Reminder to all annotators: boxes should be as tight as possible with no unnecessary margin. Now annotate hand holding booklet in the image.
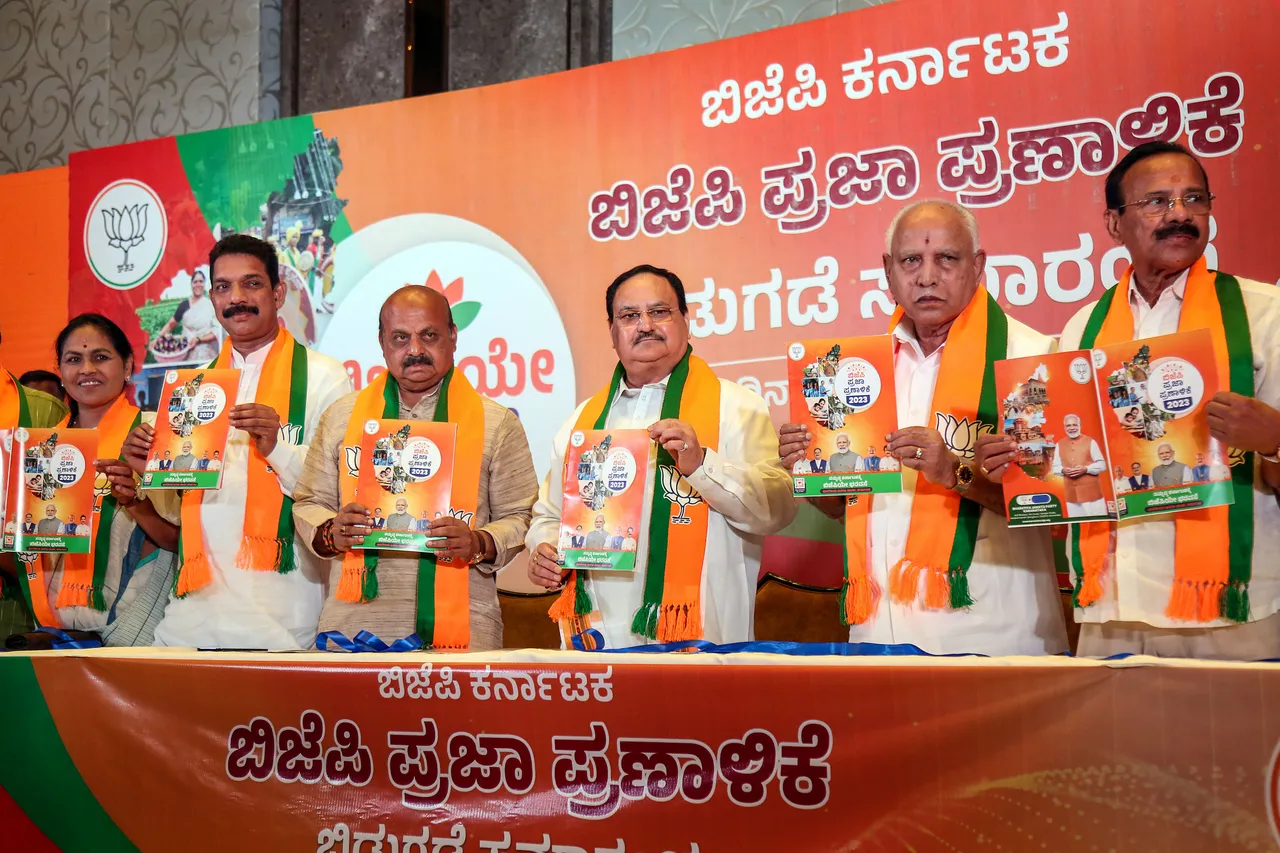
[786,335,901,497]
[559,429,652,571]
[993,328,1233,526]
[351,419,457,552]
[143,368,240,490]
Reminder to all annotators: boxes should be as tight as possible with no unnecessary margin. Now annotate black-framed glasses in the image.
[1117,192,1214,217]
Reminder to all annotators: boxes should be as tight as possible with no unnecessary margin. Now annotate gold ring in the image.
[980,465,988,475]
[915,447,923,459]
[682,441,689,452]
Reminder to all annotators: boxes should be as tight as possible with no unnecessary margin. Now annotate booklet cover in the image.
[2,428,97,554]
[786,335,901,497]
[353,419,457,553]
[559,429,652,571]
[1092,328,1232,518]
[995,351,1116,526]
[0,430,11,545]
[143,368,239,490]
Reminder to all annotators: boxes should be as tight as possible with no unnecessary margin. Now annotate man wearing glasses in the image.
[525,265,796,648]
[1057,140,1280,660]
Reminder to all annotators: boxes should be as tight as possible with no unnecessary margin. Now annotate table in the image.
[3,648,1279,852]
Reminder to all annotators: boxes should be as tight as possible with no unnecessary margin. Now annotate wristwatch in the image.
[468,530,491,565]
[951,461,974,493]
[1262,446,1280,464]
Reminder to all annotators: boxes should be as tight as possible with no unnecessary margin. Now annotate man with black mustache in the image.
[122,234,352,650]
[1055,141,1280,660]
[293,286,538,650]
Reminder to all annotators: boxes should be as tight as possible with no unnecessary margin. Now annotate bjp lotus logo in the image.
[935,413,994,460]
[101,204,148,272]
[278,423,303,446]
[1228,446,1248,467]
[660,464,702,524]
[84,179,167,290]
[343,446,360,478]
[447,508,475,526]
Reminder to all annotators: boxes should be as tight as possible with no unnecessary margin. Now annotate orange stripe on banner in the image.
[0,168,69,375]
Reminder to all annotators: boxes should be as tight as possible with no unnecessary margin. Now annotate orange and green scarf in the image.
[335,368,484,651]
[37,395,143,618]
[1072,257,1254,623]
[841,287,1006,625]
[175,331,308,596]
[549,346,722,642]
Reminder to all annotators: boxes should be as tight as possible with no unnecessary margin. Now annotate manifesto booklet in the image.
[1092,328,1232,518]
[995,351,1117,527]
[353,419,456,553]
[143,368,240,489]
[0,430,11,546]
[559,429,651,571]
[3,427,98,554]
[786,335,901,497]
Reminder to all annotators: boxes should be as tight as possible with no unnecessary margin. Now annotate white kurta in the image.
[527,375,797,650]
[1059,269,1280,629]
[152,342,352,649]
[847,318,1069,656]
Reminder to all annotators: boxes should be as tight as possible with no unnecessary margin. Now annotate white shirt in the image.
[1113,477,1131,495]
[152,342,352,649]
[847,319,1069,655]
[527,375,796,650]
[1059,268,1280,628]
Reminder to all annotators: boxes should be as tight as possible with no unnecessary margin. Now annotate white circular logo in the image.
[834,358,882,415]
[319,218,575,485]
[788,342,806,361]
[1148,357,1204,418]
[603,448,638,495]
[192,384,227,424]
[364,419,380,435]
[1069,357,1093,384]
[84,179,168,290]
[570,430,586,448]
[1091,349,1108,370]
[14,428,28,442]
[403,438,443,481]
[165,370,178,383]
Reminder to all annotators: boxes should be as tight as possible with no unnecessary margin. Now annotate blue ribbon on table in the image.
[316,630,424,653]
[38,627,103,650]
[578,636,987,657]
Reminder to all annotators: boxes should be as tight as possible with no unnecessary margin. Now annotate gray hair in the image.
[884,199,981,254]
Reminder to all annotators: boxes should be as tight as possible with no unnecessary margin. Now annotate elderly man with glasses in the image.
[1035,140,1280,660]
[526,264,796,649]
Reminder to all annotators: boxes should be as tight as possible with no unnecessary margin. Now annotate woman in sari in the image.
[34,314,179,646]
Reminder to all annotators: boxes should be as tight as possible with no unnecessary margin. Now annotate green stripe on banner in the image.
[0,657,140,852]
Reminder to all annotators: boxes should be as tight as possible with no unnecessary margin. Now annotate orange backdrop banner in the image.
[2,0,1277,588]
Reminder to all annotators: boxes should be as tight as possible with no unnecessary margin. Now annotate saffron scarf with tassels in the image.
[32,395,143,621]
[840,287,1006,625]
[175,331,308,596]
[549,346,721,642]
[1071,257,1254,623]
[335,368,484,650]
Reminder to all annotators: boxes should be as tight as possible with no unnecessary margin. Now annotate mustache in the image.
[1154,221,1200,241]
[402,353,433,369]
[632,331,665,345]
[222,304,259,319]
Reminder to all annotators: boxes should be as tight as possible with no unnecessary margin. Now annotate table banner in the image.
[4,651,1280,852]
[52,0,1280,590]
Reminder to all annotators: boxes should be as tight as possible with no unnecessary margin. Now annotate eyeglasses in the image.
[1117,192,1214,217]
[614,307,676,326]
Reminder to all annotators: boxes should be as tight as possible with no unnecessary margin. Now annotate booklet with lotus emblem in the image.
[786,335,902,497]
[351,419,457,552]
[559,429,652,571]
[994,350,1117,526]
[3,427,98,554]
[143,368,240,490]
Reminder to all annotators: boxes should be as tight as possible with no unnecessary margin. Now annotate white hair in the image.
[884,199,981,254]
